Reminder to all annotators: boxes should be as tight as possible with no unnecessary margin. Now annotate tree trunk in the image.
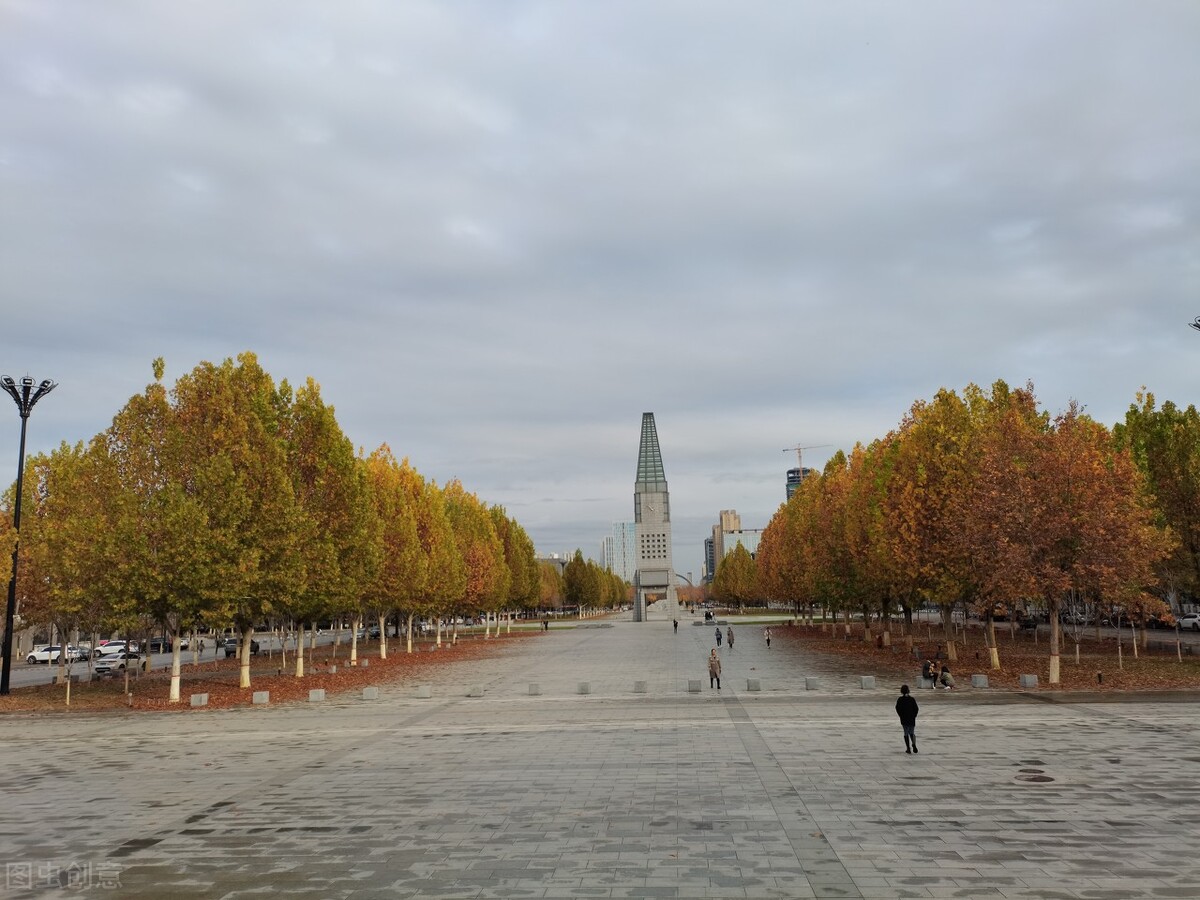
[436,618,443,648]
[379,613,388,659]
[1048,608,1061,684]
[169,633,183,703]
[295,623,305,677]
[406,612,414,654]
[240,627,254,689]
[941,606,957,662]
[985,614,1000,670]
[350,615,360,665]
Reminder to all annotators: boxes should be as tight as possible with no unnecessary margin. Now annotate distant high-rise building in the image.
[704,509,762,582]
[603,522,637,583]
[785,466,813,500]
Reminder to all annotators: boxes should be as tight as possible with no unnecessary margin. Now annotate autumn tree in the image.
[712,543,758,610]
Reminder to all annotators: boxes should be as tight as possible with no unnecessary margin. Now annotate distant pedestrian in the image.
[708,648,722,690]
[939,665,955,690]
[198,639,205,655]
[763,627,772,649]
[895,685,919,753]
[673,619,678,634]
[715,627,722,647]
[726,627,734,649]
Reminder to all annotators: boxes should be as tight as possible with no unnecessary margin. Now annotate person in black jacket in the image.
[896,684,919,754]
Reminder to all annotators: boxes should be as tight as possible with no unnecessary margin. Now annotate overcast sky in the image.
[2,1,1198,580]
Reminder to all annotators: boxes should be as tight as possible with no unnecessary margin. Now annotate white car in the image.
[26,645,89,665]
[1178,613,1200,632]
[94,652,144,676]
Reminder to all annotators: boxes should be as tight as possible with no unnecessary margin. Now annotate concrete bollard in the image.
[529,683,541,696]
[329,665,337,674]
[308,689,326,702]
[746,678,761,692]
[859,676,876,690]
[971,674,989,688]
[1019,674,1039,689]
[362,687,379,700]
[466,685,483,698]
[805,677,821,691]
[687,679,701,693]
[577,682,591,695]
[252,691,270,704]
[360,659,369,668]
[416,684,433,699]
[190,693,208,707]
[633,681,647,693]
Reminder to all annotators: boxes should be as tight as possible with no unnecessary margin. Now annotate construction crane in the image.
[782,444,831,475]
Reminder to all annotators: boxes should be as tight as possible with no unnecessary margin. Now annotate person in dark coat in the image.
[921,659,936,688]
[715,627,722,647]
[896,684,919,753]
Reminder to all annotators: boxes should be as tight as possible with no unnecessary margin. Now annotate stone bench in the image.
[577,682,591,695]
[746,678,761,692]
[971,674,989,688]
[633,681,647,693]
[252,691,270,704]
[687,679,701,693]
[362,687,379,700]
[1019,674,1038,689]
[805,677,820,691]
[190,693,208,707]
[859,676,876,690]
[308,689,326,702]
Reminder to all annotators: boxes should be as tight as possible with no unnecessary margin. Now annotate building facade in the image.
[633,412,677,621]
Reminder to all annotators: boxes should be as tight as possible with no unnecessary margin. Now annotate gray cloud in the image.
[2,0,1198,576]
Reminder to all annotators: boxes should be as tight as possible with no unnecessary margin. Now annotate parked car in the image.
[224,639,260,658]
[147,637,191,653]
[25,645,89,665]
[367,625,382,639]
[1178,613,1200,632]
[94,652,144,676]
[96,641,133,658]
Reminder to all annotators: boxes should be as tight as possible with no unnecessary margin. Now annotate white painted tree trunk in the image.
[239,628,254,689]
[295,623,305,677]
[1049,611,1061,684]
[379,613,388,660]
[406,613,414,654]
[169,633,183,703]
[350,616,360,665]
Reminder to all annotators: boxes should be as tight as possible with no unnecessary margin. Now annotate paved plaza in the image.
[2,616,1199,899]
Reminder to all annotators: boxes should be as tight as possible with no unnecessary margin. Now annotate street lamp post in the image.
[0,376,56,695]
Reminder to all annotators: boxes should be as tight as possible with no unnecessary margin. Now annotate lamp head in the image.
[1192,316,1200,332]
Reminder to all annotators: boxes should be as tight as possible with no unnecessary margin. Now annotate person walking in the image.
[708,648,722,690]
[715,627,722,647]
[726,627,734,650]
[763,627,772,649]
[895,684,919,753]
[673,619,678,634]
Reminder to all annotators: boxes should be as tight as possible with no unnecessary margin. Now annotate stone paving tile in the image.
[1,615,1199,898]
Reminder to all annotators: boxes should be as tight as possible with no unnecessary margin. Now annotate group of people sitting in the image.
[921,658,955,690]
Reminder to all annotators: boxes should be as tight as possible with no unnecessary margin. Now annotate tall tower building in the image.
[633,412,677,621]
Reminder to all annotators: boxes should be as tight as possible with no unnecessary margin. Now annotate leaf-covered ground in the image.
[0,632,538,715]
[775,620,1200,691]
